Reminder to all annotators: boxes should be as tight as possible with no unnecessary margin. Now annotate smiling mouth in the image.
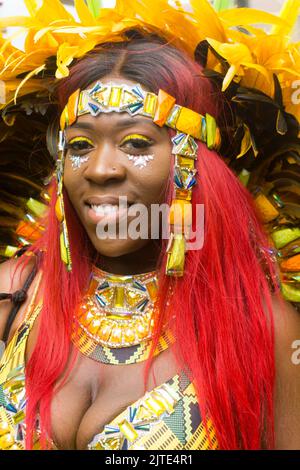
[89,204,122,216]
[84,196,134,207]
[85,200,133,212]
[84,198,135,224]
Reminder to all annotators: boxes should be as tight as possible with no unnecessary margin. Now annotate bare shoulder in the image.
[0,255,36,342]
[269,293,300,449]
[0,256,35,289]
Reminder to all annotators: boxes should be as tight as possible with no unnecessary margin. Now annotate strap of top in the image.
[0,271,43,384]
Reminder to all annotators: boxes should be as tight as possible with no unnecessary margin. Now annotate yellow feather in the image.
[51,26,108,34]
[56,43,77,79]
[1,55,28,76]
[33,27,60,47]
[115,0,135,17]
[0,29,28,56]
[0,17,30,28]
[11,49,54,73]
[3,51,22,69]
[115,0,197,49]
[75,0,97,25]
[222,65,238,91]
[229,25,267,39]
[220,8,290,29]
[207,38,253,65]
[271,66,300,76]
[24,0,40,16]
[33,0,74,23]
[1,79,46,105]
[242,63,271,83]
[0,0,298,124]
[14,64,46,104]
[271,0,300,35]
[189,0,227,42]
[236,125,252,159]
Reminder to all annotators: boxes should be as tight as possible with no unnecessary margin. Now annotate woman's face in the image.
[63,76,172,259]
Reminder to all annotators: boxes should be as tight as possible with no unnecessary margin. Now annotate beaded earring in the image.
[55,131,72,271]
[165,132,198,276]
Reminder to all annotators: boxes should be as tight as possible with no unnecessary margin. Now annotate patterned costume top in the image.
[0,272,218,451]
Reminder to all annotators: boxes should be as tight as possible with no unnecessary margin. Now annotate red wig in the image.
[24,36,279,449]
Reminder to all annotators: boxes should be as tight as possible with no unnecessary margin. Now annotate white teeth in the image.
[90,204,118,216]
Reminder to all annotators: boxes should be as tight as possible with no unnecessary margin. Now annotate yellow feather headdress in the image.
[0,0,297,114]
[0,0,300,304]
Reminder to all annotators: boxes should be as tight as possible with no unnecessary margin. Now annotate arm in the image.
[273,294,300,449]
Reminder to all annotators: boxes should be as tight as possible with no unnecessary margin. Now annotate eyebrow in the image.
[69,116,157,131]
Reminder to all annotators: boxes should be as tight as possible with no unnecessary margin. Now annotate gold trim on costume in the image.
[71,266,175,364]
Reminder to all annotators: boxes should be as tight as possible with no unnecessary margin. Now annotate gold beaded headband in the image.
[57,82,221,275]
[60,82,221,150]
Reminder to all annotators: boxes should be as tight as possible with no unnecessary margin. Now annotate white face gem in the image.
[127,154,154,169]
[69,155,89,170]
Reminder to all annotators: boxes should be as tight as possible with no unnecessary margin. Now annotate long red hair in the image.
[24,36,279,449]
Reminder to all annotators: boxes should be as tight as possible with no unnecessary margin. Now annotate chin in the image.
[90,236,149,258]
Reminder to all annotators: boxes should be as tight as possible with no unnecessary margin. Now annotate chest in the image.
[48,347,179,450]
[1,329,210,451]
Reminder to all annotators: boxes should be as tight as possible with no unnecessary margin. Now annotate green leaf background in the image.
[86,0,103,18]
[213,0,235,11]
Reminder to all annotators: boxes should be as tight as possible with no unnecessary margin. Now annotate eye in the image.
[120,134,154,152]
[66,137,94,152]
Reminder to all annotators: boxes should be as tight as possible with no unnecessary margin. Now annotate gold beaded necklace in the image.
[71,267,174,365]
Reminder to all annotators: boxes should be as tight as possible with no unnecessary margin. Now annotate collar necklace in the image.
[71,266,173,365]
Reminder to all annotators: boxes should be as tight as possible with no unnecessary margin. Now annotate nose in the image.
[84,141,126,185]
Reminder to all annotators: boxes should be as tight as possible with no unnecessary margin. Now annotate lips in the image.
[85,196,133,207]
[84,195,134,225]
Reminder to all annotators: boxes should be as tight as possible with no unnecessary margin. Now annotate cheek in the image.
[133,143,172,203]
[63,160,84,205]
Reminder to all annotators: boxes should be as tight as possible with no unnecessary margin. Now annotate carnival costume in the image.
[0,0,299,450]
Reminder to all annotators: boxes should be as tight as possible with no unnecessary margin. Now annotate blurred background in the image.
[0,0,299,45]
[1,0,298,14]
[0,0,298,15]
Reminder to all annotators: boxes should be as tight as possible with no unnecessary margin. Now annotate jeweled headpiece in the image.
[60,82,220,148]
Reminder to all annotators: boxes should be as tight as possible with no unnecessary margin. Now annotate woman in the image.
[0,0,300,451]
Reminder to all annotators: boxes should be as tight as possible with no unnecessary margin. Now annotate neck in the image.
[95,241,161,275]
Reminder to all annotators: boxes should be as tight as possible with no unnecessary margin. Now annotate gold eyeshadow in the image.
[68,136,94,146]
[120,134,153,145]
